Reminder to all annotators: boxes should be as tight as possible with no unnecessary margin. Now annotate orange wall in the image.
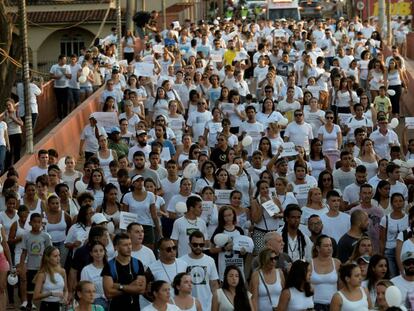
[13,87,103,185]
[35,80,58,135]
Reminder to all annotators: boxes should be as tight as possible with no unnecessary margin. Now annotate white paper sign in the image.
[262,199,280,216]
[93,112,119,129]
[118,59,128,67]
[294,184,312,201]
[153,44,164,54]
[406,117,414,129]
[338,113,353,126]
[201,201,214,218]
[134,62,154,77]
[210,54,223,63]
[280,142,298,157]
[232,235,254,253]
[119,211,138,230]
[221,103,234,113]
[215,190,232,205]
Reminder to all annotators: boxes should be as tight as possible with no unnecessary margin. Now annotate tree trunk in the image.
[0,1,21,111]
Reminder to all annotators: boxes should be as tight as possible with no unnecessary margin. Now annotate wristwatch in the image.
[119,284,124,291]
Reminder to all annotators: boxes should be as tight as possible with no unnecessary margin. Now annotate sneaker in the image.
[20,301,28,310]
[31,304,37,311]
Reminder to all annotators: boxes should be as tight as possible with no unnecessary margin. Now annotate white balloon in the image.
[78,75,87,83]
[393,159,403,167]
[57,157,66,172]
[385,285,402,307]
[82,67,90,76]
[389,117,399,129]
[214,233,229,247]
[7,273,18,286]
[183,163,198,178]
[175,202,187,214]
[407,159,414,168]
[228,164,240,176]
[278,118,288,127]
[242,135,253,147]
[387,89,396,96]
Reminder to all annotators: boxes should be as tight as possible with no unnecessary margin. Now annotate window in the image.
[60,34,84,57]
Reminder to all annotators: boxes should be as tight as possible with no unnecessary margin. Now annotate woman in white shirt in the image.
[277,260,314,311]
[80,241,108,309]
[142,281,180,311]
[256,98,287,130]
[121,175,161,249]
[33,246,68,311]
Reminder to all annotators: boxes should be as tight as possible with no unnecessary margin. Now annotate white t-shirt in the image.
[160,177,182,207]
[171,216,208,257]
[321,212,351,242]
[80,264,105,299]
[26,166,48,183]
[131,245,157,270]
[390,275,414,305]
[50,64,71,88]
[380,214,409,249]
[318,125,341,151]
[142,304,180,311]
[239,121,264,156]
[122,191,156,226]
[148,258,188,283]
[180,254,219,311]
[0,122,7,146]
[187,110,212,141]
[80,125,107,154]
[284,122,314,153]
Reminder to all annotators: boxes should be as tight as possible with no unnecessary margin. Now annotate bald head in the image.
[264,231,284,254]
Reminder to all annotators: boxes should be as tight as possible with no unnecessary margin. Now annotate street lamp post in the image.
[116,0,122,59]
[18,0,33,154]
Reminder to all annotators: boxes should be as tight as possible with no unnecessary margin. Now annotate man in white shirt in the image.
[343,165,368,211]
[171,196,208,257]
[50,54,72,120]
[128,130,151,162]
[180,230,219,311]
[284,109,313,153]
[387,162,409,200]
[321,190,351,242]
[148,238,187,287]
[370,117,400,160]
[239,106,264,156]
[26,149,49,183]
[127,223,155,269]
[160,160,182,207]
[186,101,212,141]
[391,251,414,307]
[319,28,338,67]
[333,151,356,193]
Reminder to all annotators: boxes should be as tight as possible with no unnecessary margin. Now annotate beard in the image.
[405,268,414,276]
[138,141,147,147]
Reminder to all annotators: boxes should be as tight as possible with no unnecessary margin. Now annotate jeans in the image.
[68,88,81,110]
[0,145,6,174]
[54,87,69,120]
[385,248,399,277]
[314,303,330,311]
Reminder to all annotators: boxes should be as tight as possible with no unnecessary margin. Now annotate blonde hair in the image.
[306,187,323,208]
[35,246,62,284]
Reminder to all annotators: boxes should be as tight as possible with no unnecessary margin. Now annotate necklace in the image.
[160,261,177,283]
[288,237,298,255]
[186,216,197,226]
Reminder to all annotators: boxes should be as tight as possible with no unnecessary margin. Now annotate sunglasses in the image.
[270,256,277,261]
[191,243,205,248]
[163,246,177,252]
[326,116,334,120]
[295,114,303,117]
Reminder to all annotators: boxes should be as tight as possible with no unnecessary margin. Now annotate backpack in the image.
[108,257,141,282]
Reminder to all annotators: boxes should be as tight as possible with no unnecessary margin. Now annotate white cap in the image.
[91,213,108,225]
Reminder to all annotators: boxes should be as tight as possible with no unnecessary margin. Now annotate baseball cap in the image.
[91,213,108,225]
[110,126,121,134]
[402,251,414,263]
[357,255,371,264]
[89,113,96,120]
[131,175,144,183]
[136,130,147,136]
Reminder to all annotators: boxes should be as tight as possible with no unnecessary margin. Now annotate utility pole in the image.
[378,0,385,35]
[116,0,122,59]
[386,0,391,45]
[126,0,135,33]
[18,0,33,154]
[162,0,166,31]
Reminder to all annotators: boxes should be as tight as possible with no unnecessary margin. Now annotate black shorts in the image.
[27,269,38,293]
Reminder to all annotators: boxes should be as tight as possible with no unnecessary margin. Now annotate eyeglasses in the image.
[191,243,205,248]
[270,256,277,261]
[163,246,177,252]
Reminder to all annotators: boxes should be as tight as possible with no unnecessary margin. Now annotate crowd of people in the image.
[1,10,414,311]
